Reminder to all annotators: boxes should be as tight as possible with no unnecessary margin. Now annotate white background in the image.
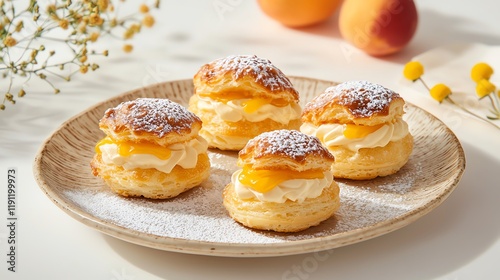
[1,0,500,279]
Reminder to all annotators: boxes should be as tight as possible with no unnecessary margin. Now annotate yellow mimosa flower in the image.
[471,62,493,83]
[403,61,424,81]
[429,83,452,103]
[475,79,496,99]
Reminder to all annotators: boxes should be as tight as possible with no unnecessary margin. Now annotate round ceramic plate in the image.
[33,77,465,257]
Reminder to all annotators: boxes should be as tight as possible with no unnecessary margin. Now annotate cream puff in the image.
[90,98,210,199]
[301,80,413,180]
[223,129,340,232]
[188,55,302,150]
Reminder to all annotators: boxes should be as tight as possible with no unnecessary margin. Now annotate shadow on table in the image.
[104,142,499,280]
[288,8,500,65]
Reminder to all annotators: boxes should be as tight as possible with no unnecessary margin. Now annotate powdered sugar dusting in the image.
[63,146,424,244]
[242,129,334,162]
[306,80,401,117]
[103,98,200,137]
[203,55,296,93]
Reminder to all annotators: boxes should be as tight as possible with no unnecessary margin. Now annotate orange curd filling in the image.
[238,165,324,193]
[199,92,289,112]
[95,137,171,160]
[343,124,384,139]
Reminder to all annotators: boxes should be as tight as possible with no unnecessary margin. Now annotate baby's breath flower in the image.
[123,44,133,53]
[1,0,161,111]
[476,79,496,99]
[140,4,150,13]
[15,21,24,32]
[429,84,451,103]
[123,29,134,39]
[46,4,57,15]
[3,36,17,47]
[90,32,99,42]
[98,0,109,11]
[59,19,69,29]
[80,65,89,74]
[78,23,87,33]
[471,62,493,83]
[143,15,155,27]
[88,13,103,26]
[131,24,141,33]
[403,61,424,81]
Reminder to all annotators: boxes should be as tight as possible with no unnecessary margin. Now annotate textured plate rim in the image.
[33,77,466,257]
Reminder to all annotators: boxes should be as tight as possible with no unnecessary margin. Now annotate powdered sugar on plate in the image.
[64,147,422,244]
[35,77,465,256]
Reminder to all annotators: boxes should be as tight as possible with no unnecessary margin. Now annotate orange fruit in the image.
[257,0,343,27]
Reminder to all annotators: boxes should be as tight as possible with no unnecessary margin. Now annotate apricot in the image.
[339,0,418,56]
[257,0,343,28]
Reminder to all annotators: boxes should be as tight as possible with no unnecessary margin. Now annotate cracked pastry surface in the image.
[301,80,413,180]
[189,55,302,150]
[223,129,340,233]
[91,98,210,199]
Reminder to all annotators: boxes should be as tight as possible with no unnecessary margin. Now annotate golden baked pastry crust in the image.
[223,180,340,233]
[302,80,405,127]
[100,98,202,146]
[193,55,299,103]
[301,81,413,180]
[329,134,414,180]
[190,55,302,150]
[237,129,334,172]
[91,153,210,199]
[92,98,210,199]
[222,130,340,232]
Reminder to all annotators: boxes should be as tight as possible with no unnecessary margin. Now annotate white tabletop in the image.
[1,0,500,279]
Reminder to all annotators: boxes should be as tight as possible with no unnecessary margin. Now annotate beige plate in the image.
[33,77,466,257]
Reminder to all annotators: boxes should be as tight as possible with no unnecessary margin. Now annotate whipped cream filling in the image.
[300,118,409,152]
[232,169,333,203]
[197,97,301,124]
[99,136,208,173]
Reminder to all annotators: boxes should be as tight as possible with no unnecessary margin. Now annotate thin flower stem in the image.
[487,95,499,113]
[490,93,500,115]
[446,96,500,130]
[418,78,431,91]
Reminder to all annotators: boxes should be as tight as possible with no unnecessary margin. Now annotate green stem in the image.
[447,96,500,130]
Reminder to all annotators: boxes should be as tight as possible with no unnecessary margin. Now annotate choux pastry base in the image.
[91,153,210,199]
[223,181,340,233]
[330,134,414,180]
